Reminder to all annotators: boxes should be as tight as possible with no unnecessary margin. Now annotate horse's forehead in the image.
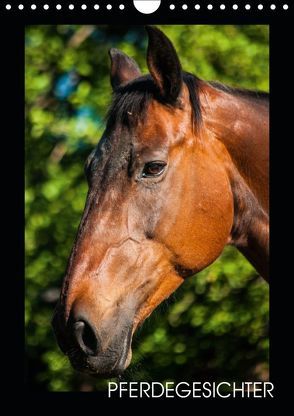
[134,100,189,148]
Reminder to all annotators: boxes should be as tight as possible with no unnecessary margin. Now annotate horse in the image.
[52,26,269,377]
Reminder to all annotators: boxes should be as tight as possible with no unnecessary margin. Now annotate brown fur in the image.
[52,27,269,377]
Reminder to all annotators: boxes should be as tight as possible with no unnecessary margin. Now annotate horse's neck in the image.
[201,84,269,280]
[229,166,269,280]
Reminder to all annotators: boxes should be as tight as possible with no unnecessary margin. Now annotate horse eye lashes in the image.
[141,161,167,178]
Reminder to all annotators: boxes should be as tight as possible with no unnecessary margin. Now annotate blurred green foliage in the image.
[25,25,269,392]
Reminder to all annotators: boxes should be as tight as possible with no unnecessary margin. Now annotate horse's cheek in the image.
[155,162,233,272]
[189,170,234,270]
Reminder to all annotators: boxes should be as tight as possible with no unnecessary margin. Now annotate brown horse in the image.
[52,26,269,377]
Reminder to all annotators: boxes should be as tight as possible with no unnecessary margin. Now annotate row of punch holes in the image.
[3,4,290,11]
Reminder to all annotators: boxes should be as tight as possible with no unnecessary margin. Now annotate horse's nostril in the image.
[73,320,99,356]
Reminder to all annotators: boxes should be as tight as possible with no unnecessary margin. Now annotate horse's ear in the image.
[109,48,142,90]
[146,26,182,103]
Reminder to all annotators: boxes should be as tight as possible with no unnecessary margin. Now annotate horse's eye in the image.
[142,161,167,178]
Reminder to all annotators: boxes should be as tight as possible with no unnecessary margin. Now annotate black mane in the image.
[106,72,202,131]
[106,72,269,131]
[209,80,269,104]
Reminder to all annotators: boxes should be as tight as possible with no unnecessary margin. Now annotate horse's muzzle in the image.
[52,307,133,377]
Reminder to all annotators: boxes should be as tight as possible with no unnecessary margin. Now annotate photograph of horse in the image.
[51,26,269,378]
